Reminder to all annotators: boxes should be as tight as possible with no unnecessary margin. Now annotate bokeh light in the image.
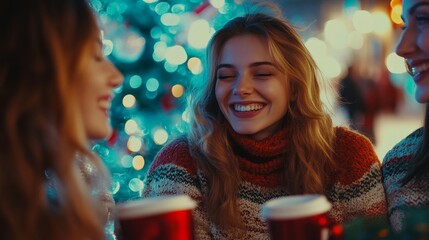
[324,19,349,49]
[390,5,403,25]
[352,10,373,34]
[348,31,363,49]
[386,52,407,74]
[146,78,160,92]
[372,11,391,34]
[209,0,225,9]
[165,45,187,65]
[305,37,328,60]
[122,94,136,108]
[112,28,146,63]
[161,13,180,26]
[171,84,184,98]
[129,75,143,89]
[125,119,138,135]
[127,136,142,152]
[128,178,144,192]
[153,128,169,145]
[121,155,133,168]
[132,155,145,170]
[187,57,203,75]
[188,19,214,49]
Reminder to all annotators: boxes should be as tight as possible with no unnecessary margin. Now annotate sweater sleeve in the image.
[327,127,387,224]
[142,137,213,239]
[381,128,424,232]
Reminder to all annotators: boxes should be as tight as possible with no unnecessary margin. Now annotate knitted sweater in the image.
[143,126,387,239]
[382,127,429,232]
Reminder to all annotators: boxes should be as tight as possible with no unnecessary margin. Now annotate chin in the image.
[232,126,257,135]
[88,128,112,140]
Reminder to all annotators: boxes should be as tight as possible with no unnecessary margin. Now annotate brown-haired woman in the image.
[0,0,123,239]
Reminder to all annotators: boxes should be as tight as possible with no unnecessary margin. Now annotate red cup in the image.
[115,194,197,240]
[261,194,342,240]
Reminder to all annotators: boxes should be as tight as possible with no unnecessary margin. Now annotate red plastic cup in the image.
[116,194,197,240]
[261,194,342,240]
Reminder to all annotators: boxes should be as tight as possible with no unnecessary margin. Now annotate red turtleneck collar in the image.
[226,124,288,187]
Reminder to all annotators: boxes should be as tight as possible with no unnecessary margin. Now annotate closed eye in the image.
[218,75,235,80]
[416,16,429,25]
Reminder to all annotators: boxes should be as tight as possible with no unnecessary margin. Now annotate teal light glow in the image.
[188,19,214,49]
[155,2,170,15]
[112,180,120,194]
[161,13,181,26]
[121,155,133,168]
[146,78,160,92]
[164,62,178,73]
[129,75,143,89]
[153,41,167,62]
[107,2,128,15]
[171,4,185,14]
[145,91,158,99]
[128,178,144,192]
[150,27,163,39]
[165,45,187,65]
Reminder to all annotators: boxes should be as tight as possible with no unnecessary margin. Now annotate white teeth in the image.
[411,62,429,76]
[99,99,111,109]
[234,103,264,112]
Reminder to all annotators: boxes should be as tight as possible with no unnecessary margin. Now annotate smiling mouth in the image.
[232,103,265,112]
[98,99,111,111]
[410,62,429,76]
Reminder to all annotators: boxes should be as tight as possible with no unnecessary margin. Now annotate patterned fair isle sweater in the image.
[143,126,387,239]
[382,127,429,232]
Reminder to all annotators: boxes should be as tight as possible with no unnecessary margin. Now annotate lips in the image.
[233,103,265,112]
[411,62,429,76]
[229,102,266,119]
[98,96,112,114]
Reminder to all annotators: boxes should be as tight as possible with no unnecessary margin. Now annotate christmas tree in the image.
[90,0,253,202]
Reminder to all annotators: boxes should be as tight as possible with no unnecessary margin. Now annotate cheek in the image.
[215,82,226,102]
[419,32,429,52]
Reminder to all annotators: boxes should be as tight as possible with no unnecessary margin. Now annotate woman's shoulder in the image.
[335,126,372,143]
[382,127,424,166]
[149,135,196,173]
[156,135,190,157]
[334,126,377,158]
[333,126,380,179]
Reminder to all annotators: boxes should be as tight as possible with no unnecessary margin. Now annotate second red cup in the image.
[116,194,197,240]
[261,194,342,240]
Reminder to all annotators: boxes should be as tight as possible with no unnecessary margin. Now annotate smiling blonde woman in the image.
[143,12,387,239]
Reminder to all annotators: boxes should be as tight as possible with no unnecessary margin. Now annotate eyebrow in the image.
[216,61,274,70]
[409,2,429,15]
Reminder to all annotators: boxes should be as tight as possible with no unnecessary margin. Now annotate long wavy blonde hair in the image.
[0,0,106,239]
[187,13,338,229]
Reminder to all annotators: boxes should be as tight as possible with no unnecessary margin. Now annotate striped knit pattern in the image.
[382,127,429,232]
[143,126,386,239]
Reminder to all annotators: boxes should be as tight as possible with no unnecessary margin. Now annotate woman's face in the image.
[78,39,123,140]
[396,0,429,103]
[215,34,290,140]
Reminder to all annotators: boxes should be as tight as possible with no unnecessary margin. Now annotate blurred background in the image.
[89,0,422,202]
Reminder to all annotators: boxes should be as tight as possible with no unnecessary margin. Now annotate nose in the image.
[232,73,253,96]
[395,27,417,58]
[108,61,124,88]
